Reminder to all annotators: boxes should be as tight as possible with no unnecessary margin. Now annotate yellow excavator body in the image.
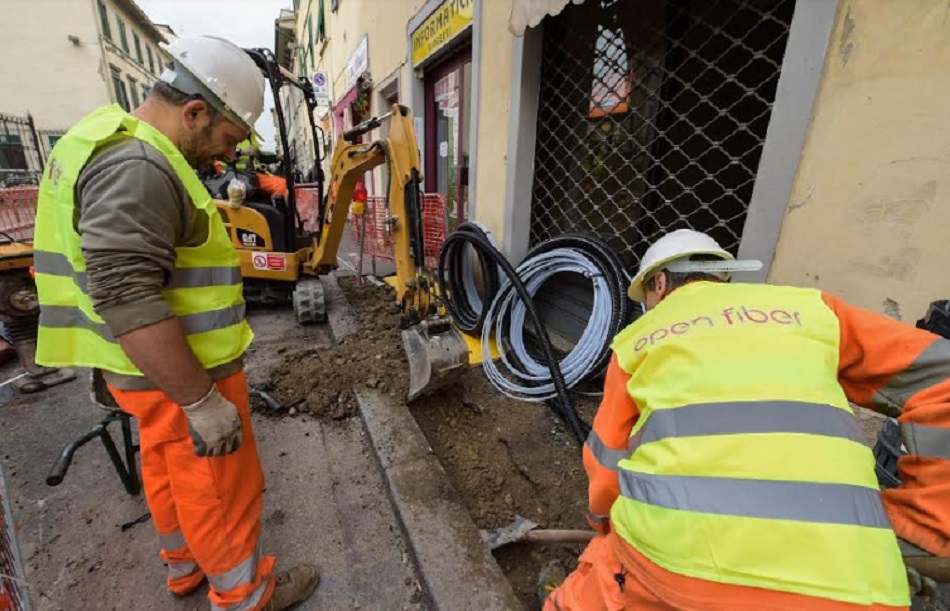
[218,103,469,400]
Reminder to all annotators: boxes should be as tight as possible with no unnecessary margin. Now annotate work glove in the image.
[181,386,243,457]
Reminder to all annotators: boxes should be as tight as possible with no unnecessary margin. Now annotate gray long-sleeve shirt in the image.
[77,136,240,389]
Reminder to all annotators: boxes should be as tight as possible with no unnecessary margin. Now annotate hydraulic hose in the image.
[439,225,589,445]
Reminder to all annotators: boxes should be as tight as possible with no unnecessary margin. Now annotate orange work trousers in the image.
[257,173,288,198]
[110,371,276,610]
[544,532,909,611]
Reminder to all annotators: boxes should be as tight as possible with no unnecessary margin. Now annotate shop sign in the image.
[345,35,368,92]
[411,0,474,67]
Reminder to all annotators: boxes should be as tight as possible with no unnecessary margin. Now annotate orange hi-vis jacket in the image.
[583,282,950,608]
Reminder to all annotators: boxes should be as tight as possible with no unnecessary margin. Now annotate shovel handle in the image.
[520,530,597,545]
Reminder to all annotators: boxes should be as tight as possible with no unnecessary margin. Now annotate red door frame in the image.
[424,45,472,221]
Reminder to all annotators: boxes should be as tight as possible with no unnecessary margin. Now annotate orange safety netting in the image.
[0,187,38,242]
[348,194,447,270]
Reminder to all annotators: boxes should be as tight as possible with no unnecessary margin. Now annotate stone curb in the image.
[323,273,522,610]
[355,389,523,611]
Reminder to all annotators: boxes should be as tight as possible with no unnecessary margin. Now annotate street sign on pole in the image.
[312,70,331,106]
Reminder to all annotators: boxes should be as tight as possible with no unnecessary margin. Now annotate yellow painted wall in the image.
[470,0,513,239]
[294,0,426,106]
[769,0,950,320]
[286,0,516,239]
[288,0,428,179]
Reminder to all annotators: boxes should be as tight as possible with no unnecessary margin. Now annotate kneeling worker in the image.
[33,35,319,610]
[545,229,950,610]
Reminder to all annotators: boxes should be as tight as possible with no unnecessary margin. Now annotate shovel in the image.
[480,515,596,551]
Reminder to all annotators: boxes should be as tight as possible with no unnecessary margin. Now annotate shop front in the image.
[410,0,474,226]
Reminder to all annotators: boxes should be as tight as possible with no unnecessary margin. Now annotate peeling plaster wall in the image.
[768,0,950,321]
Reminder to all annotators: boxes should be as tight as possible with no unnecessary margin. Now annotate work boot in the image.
[536,560,566,609]
[899,538,949,597]
[262,564,320,611]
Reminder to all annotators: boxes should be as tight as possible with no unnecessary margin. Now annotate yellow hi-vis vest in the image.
[610,282,909,607]
[33,105,253,375]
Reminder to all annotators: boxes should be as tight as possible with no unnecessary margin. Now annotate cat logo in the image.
[238,230,263,248]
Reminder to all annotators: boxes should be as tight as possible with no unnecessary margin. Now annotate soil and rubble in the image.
[265,279,601,606]
[262,280,410,421]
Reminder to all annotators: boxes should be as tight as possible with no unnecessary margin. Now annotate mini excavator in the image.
[205,49,469,400]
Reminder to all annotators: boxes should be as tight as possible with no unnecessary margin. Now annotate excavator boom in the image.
[309,105,468,400]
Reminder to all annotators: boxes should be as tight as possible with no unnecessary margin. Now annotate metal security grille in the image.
[530,0,796,266]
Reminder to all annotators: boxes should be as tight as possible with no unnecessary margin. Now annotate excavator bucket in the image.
[402,317,470,401]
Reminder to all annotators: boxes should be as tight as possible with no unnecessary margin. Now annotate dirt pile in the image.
[261,279,411,420]
[412,373,599,607]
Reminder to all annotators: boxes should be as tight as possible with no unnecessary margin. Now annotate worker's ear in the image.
[181,99,213,130]
[653,271,669,297]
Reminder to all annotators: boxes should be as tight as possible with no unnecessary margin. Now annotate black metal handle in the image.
[46,423,106,486]
[47,447,77,486]
[343,116,383,144]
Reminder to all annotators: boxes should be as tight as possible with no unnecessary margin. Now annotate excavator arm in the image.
[308,104,434,325]
[305,104,468,399]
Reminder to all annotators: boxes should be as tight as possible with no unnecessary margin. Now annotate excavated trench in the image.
[260,278,598,607]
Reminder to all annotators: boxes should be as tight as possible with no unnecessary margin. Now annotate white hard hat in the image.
[159,36,265,138]
[627,229,761,302]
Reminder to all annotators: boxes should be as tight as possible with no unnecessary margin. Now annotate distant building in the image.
[0,0,172,164]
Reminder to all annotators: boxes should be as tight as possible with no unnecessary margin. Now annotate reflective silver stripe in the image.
[628,401,864,453]
[210,578,269,611]
[587,510,609,525]
[33,250,73,275]
[208,544,269,611]
[39,303,245,343]
[158,530,187,551]
[167,266,243,289]
[619,470,891,528]
[901,422,950,460]
[34,250,88,290]
[178,304,246,335]
[40,305,116,342]
[585,430,630,471]
[34,250,241,290]
[873,339,950,417]
[168,560,200,580]
[207,545,258,592]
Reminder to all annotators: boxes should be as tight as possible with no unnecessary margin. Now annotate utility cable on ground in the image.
[439,224,637,446]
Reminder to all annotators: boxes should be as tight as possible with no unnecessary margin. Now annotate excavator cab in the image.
[201,47,327,307]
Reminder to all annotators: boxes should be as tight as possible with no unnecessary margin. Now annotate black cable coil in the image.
[438,223,638,446]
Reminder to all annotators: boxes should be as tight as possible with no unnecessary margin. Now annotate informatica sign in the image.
[411,0,474,67]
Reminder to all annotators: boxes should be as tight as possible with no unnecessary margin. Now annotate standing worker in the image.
[32,36,319,611]
[545,229,950,610]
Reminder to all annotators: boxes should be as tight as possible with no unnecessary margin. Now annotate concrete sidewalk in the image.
[0,308,422,610]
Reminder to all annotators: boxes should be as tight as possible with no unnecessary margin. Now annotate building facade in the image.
[277,0,950,321]
[0,0,171,175]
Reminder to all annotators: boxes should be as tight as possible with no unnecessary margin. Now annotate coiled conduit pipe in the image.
[438,224,637,446]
